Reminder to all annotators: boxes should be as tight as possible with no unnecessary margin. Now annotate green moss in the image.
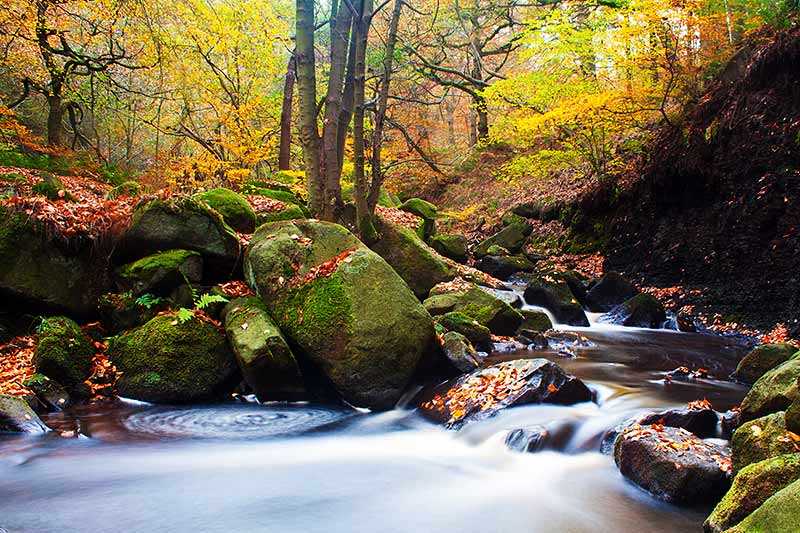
[726,478,800,533]
[33,316,94,395]
[429,234,468,262]
[424,286,523,336]
[256,204,307,225]
[519,309,553,333]
[437,312,491,347]
[250,187,305,207]
[194,188,257,233]
[106,180,141,199]
[31,172,70,200]
[474,222,531,257]
[732,412,798,472]
[734,343,799,384]
[120,249,200,278]
[399,198,437,221]
[0,148,70,174]
[741,358,800,422]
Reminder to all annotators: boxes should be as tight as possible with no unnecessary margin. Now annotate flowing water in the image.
[0,299,752,533]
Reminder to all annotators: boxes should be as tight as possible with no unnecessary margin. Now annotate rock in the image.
[194,188,257,233]
[599,294,666,329]
[475,254,536,281]
[97,291,165,333]
[370,218,456,299]
[786,399,800,434]
[481,287,522,308]
[0,394,49,433]
[423,285,523,336]
[429,234,468,263]
[523,280,589,327]
[116,249,202,296]
[740,358,800,422]
[585,272,639,312]
[704,453,800,532]
[732,412,799,472]
[732,343,799,384]
[506,426,549,453]
[436,312,492,350]
[420,359,592,427]
[441,331,482,373]
[33,316,94,396]
[109,314,239,403]
[485,244,510,256]
[474,221,531,257]
[636,406,720,438]
[399,198,437,240]
[256,204,307,225]
[722,409,742,439]
[724,478,800,533]
[518,309,553,333]
[118,197,241,277]
[244,220,436,410]
[614,425,731,504]
[223,297,305,401]
[0,206,111,316]
[23,374,71,412]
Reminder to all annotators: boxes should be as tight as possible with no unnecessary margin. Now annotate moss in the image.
[732,412,798,472]
[520,309,553,333]
[256,204,307,225]
[725,478,800,533]
[399,198,437,221]
[424,286,523,336]
[429,234,468,262]
[437,311,491,348]
[741,358,800,422]
[705,454,800,532]
[32,172,71,201]
[474,222,531,257]
[33,316,94,395]
[734,343,799,384]
[194,188,257,233]
[106,180,141,199]
[119,249,200,278]
[250,187,305,207]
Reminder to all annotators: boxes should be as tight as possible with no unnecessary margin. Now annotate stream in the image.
[0,296,752,533]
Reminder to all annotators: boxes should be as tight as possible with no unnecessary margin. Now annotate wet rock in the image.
[544,331,593,357]
[0,394,49,433]
[436,312,492,350]
[599,294,666,329]
[485,244,510,256]
[732,343,799,384]
[116,249,203,296]
[740,358,800,422]
[518,309,553,333]
[506,426,549,453]
[193,188,257,233]
[723,478,800,533]
[523,280,589,327]
[419,358,592,427]
[585,272,639,312]
[481,287,522,308]
[33,316,94,396]
[704,453,800,533]
[516,329,549,349]
[423,285,523,336]
[614,425,731,504]
[637,405,720,438]
[429,234,468,263]
[441,331,483,373]
[475,254,536,281]
[23,374,71,412]
[731,412,800,472]
[223,297,306,401]
[721,409,742,439]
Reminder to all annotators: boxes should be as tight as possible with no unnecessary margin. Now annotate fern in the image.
[135,293,164,310]
[195,293,228,310]
[175,307,195,323]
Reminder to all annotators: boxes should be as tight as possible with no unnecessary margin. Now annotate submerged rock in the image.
[599,294,666,329]
[23,374,71,412]
[245,220,435,410]
[193,188,257,233]
[585,272,639,312]
[0,394,49,433]
[740,358,800,422]
[505,426,549,453]
[732,343,799,385]
[614,425,731,504]
[33,316,94,396]
[423,285,523,336]
[731,412,800,472]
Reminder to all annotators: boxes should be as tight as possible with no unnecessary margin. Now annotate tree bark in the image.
[279,53,297,171]
[353,0,376,242]
[46,93,64,147]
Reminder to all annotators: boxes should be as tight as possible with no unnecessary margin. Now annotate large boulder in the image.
[109,314,239,403]
[0,206,111,315]
[614,425,731,504]
[603,404,720,453]
[118,197,241,277]
[244,220,436,410]
[33,316,94,396]
[429,234,468,263]
[599,294,666,329]
[399,198,437,240]
[223,297,305,401]
[585,272,639,312]
[724,478,800,533]
[423,285,523,336]
[523,279,589,327]
[732,412,800,472]
[116,249,202,296]
[419,359,592,427]
[256,203,307,225]
[475,254,536,281]
[740,358,800,422]
[704,453,800,532]
[370,218,455,299]
[0,394,49,433]
[474,221,531,257]
[193,188,257,233]
[732,343,799,384]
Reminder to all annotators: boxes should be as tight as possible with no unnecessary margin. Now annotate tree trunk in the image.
[475,97,489,141]
[46,93,64,147]
[278,53,296,171]
[353,0,376,242]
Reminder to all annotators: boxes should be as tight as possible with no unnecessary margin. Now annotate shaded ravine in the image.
[0,314,750,532]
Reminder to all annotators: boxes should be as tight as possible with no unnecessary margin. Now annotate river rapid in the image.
[0,304,751,533]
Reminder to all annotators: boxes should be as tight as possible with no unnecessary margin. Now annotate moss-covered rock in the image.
[704,454,800,532]
[485,244,510,256]
[786,399,800,434]
[106,180,141,199]
[732,343,799,385]
[437,311,492,349]
[244,220,436,410]
[118,197,241,277]
[600,293,666,329]
[0,206,112,315]
[33,316,94,396]
[725,478,800,533]
[256,204,307,226]
[518,309,553,333]
[31,172,70,201]
[194,188,257,233]
[740,358,800,422]
[223,297,305,401]
[23,373,71,412]
[474,222,532,257]
[475,254,536,281]
[429,234,468,263]
[441,331,482,373]
[0,394,49,433]
[399,198,437,240]
[423,285,523,336]
[116,249,202,295]
[109,314,239,403]
[249,187,306,208]
[732,412,799,472]
[370,218,456,299]
[97,291,165,333]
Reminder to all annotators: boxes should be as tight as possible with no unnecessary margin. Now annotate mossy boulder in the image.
[33,316,94,396]
[370,218,456,299]
[97,291,165,334]
[523,279,589,327]
[732,343,799,385]
[423,285,523,336]
[109,314,239,403]
[437,311,492,350]
[0,394,49,433]
[223,297,305,401]
[106,180,141,199]
[441,331,482,373]
[249,187,306,208]
[724,478,800,533]
[119,197,241,277]
[244,220,436,410]
[732,412,799,472]
[740,358,800,422]
[600,293,666,329]
[116,249,202,296]
[399,197,437,221]
[786,399,800,434]
[256,204,307,226]
[704,454,800,532]
[0,206,112,315]
[429,234,468,263]
[475,254,536,281]
[194,188,257,233]
[519,309,553,333]
[474,222,532,257]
